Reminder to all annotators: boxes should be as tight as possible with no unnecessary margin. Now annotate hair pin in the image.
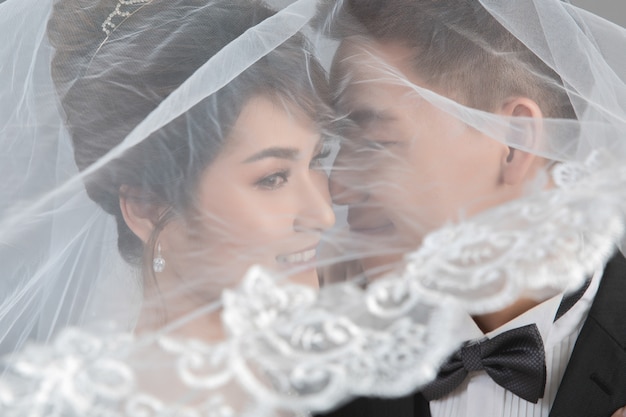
[102,0,152,36]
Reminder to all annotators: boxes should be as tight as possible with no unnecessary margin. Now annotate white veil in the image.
[1,0,625,415]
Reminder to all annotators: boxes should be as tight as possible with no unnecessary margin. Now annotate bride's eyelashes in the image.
[253,141,330,190]
[255,169,290,190]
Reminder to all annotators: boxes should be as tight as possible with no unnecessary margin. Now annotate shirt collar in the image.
[451,268,602,346]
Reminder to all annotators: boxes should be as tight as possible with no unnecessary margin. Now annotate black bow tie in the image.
[422,324,546,404]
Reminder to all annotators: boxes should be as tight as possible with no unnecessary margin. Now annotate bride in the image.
[44,0,336,342]
[0,0,348,414]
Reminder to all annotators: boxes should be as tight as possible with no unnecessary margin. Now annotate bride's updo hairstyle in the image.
[47,0,333,266]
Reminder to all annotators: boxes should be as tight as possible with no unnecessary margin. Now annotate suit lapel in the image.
[550,252,626,417]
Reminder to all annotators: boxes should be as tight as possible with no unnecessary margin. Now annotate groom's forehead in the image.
[333,37,416,74]
[332,39,421,104]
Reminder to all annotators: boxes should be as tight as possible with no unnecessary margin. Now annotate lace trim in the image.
[0,267,461,416]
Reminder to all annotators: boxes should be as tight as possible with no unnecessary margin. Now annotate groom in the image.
[320,0,626,416]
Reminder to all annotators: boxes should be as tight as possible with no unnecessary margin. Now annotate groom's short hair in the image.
[332,0,576,119]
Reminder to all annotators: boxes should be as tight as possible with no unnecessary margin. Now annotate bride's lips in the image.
[276,246,317,266]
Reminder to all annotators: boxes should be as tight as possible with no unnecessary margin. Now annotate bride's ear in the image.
[499,97,544,186]
[119,185,163,244]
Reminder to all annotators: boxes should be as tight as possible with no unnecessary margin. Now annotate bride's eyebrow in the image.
[242,147,299,163]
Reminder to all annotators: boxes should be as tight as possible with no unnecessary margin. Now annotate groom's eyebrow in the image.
[348,108,396,126]
[242,147,299,163]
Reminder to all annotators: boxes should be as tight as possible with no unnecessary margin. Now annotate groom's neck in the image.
[472,297,545,333]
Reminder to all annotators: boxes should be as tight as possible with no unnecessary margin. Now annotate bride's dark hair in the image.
[47,0,334,265]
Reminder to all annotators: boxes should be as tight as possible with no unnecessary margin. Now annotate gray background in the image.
[571,0,626,27]
[0,0,624,27]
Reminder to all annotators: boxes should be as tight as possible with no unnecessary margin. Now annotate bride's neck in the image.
[135,284,226,343]
[135,306,226,342]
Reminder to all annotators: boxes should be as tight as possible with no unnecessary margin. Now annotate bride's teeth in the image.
[277,248,316,264]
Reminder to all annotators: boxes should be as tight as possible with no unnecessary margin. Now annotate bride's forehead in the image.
[217,96,319,153]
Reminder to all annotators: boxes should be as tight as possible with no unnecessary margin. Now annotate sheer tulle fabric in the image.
[0,0,625,415]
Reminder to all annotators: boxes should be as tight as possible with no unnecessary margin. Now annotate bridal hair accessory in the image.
[101,0,152,36]
[152,242,165,273]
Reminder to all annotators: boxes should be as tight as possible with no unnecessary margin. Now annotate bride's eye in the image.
[310,143,332,168]
[255,170,289,190]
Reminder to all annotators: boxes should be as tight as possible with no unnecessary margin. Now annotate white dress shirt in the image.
[430,270,602,417]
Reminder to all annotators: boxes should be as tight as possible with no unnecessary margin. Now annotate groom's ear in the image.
[119,185,164,244]
[498,97,544,186]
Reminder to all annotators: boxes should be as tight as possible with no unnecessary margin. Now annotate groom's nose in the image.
[329,145,370,205]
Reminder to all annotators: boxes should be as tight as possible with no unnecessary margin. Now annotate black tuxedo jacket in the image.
[319,253,626,417]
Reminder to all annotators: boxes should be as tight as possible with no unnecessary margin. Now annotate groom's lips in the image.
[347,209,395,235]
[349,223,395,235]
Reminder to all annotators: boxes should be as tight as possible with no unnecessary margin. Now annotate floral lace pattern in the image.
[0,267,461,416]
[399,152,626,314]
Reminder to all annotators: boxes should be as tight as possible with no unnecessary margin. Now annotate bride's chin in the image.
[286,269,321,288]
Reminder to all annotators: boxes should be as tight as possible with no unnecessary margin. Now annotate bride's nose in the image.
[294,173,336,232]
